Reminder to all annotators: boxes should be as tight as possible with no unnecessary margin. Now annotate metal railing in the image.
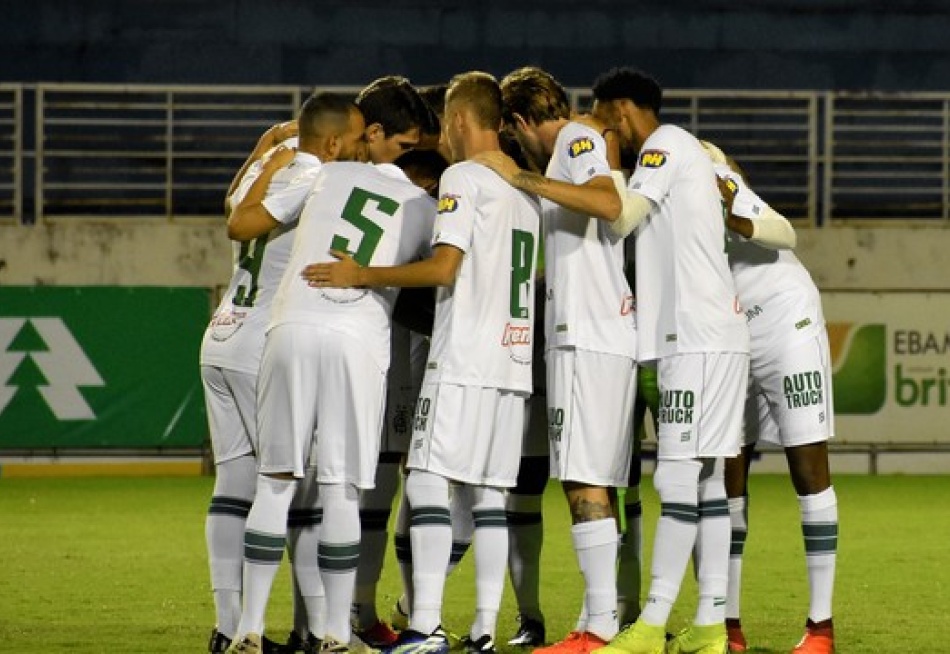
[1,83,948,225]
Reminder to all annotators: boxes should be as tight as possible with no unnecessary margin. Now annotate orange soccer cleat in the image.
[533,631,608,654]
[791,619,834,654]
[725,619,747,653]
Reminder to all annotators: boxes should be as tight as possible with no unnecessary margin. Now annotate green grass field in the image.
[1,474,947,653]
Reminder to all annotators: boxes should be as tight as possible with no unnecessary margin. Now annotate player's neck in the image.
[544,118,570,153]
[462,131,501,159]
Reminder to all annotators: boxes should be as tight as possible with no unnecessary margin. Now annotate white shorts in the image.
[257,323,386,488]
[201,365,257,464]
[546,347,637,486]
[381,328,429,455]
[656,352,749,460]
[745,333,835,448]
[407,381,527,488]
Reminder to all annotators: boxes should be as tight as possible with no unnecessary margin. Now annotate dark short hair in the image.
[417,84,447,138]
[499,66,571,127]
[591,67,663,116]
[356,76,429,138]
[395,148,450,183]
[298,92,353,140]
[446,71,503,131]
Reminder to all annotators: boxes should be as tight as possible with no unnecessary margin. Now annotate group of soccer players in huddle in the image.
[199,66,839,654]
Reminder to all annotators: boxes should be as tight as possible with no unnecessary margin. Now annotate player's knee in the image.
[405,469,449,507]
[652,458,702,503]
[512,455,549,495]
[786,442,832,495]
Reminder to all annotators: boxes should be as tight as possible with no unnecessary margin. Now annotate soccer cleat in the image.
[508,615,546,647]
[285,631,322,654]
[355,620,400,648]
[791,620,834,654]
[590,620,665,654]
[386,627,451,654]
[320,637,351,654]
[534,630,608,654]
[390,598,411,632]
[349,631,383,654]
[460,634,496,654]
[666,624,728,654]
[210,629,233,653]
[226,634,263,654]
[725,620,746,653]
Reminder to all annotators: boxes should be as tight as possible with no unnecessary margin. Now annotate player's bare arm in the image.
[471,150,621,222]
[226,145,295,241]
[302,244,464,289]
[224,120,299,214]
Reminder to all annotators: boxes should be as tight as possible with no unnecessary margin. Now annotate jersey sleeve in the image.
[261,161,321,225]
[401,194,437,262]
[718,166,770,220]
[628,129,676,205]
[229,160,263,207]
[561,123,612,185]
[432,165,477,254]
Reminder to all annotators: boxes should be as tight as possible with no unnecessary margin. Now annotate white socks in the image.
[572,518,619,640]
[800,486,838,623]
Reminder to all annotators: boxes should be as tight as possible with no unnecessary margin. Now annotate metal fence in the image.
[1,83,948,225]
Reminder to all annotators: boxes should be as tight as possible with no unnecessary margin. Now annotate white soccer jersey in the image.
[269,162,436,372]
[424,161,541,393]
[543,121,636,359]
[199,142,318,375]
[629,124,749,359]
[716,162,825,354]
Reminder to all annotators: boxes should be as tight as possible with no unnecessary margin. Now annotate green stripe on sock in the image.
[473,509,507,529]
[449,541,470,565]
[208,496,252,518]
[410,506,451,527]
[730,529,748,556]
[244,530,285,564]
[318,541,361,571]
[661,502,699,524]
[803,522,838,553]
[699,498,730,518]
[287,508,323,528]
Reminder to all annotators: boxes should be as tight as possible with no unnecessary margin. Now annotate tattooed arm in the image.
[472,150,621,222]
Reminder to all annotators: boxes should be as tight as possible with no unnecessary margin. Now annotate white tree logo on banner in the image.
[0,318,104,420]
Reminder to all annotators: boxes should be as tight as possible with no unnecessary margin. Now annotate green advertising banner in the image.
[824,291,950,444]
[0,287,210,449]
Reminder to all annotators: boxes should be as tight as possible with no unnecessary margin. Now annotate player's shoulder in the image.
[445,159,500,184]
[638,124,702,170]
[317,160,369,180]
[558,120,603,160]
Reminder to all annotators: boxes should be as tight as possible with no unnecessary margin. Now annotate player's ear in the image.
[325,134,342,162]
[365,122,385,144]
[512,112,530,134]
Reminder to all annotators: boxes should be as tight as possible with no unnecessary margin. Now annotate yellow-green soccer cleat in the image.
[226,633,263,654]
[666,624,728,654]
[390,597,411,632]
[591,620,666,654]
